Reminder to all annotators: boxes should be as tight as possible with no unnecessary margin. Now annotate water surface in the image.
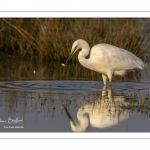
[0,60,150,132]
[0,80,150,132]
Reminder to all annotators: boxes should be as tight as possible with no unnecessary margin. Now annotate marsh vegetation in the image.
[0,18,150,81]
[0,18,150,62]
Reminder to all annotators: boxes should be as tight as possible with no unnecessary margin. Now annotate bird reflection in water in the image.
[63,85,131,132]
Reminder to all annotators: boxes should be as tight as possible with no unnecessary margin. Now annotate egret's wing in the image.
[91,44,144,70]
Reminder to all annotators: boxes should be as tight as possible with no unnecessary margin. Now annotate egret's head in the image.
[64,39,83,66]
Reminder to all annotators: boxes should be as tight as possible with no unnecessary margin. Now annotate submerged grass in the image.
[0,18,149,62]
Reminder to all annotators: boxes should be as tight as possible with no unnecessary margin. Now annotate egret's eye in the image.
[74,46,77,49]
[71,46,78,52]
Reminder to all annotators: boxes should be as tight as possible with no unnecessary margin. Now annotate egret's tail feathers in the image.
[138,64,150,80]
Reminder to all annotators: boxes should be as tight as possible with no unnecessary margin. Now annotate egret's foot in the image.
[109,82,112,88]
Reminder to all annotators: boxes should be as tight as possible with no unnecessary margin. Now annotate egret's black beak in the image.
[64,46,78,66]
[63,105,76,127]
[65,52,74,66]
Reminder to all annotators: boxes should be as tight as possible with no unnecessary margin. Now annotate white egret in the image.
[64,86,130,132]
[63,39,145,86]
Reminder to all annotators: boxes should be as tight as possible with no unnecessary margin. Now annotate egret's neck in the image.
[78,45,91,69]
[78,42,90,59]
[78,49,89,59]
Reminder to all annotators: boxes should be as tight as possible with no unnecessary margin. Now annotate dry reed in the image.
[0,18,149,62]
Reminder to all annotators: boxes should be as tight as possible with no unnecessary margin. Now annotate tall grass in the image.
[0,18,149,62]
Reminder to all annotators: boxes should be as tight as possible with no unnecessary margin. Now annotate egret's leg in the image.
[102,74,107,85]
[107,70,113,88]
[102,84,107,97]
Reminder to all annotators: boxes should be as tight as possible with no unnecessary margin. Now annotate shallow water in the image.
[0,80,150,132]
[0,60,150,132]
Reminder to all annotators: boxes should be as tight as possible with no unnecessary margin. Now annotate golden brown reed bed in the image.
[0,18,149,62]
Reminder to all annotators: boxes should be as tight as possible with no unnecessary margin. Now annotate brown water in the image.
[0,60,150,132]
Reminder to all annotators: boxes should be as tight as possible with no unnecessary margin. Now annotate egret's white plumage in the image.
[65,86,130,132]
[64,39,145,86]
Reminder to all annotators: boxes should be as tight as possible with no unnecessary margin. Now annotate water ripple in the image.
[0,80,150,93]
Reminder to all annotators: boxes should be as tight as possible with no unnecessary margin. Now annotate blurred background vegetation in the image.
[0,18,150,81]
[0,18,150,62]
